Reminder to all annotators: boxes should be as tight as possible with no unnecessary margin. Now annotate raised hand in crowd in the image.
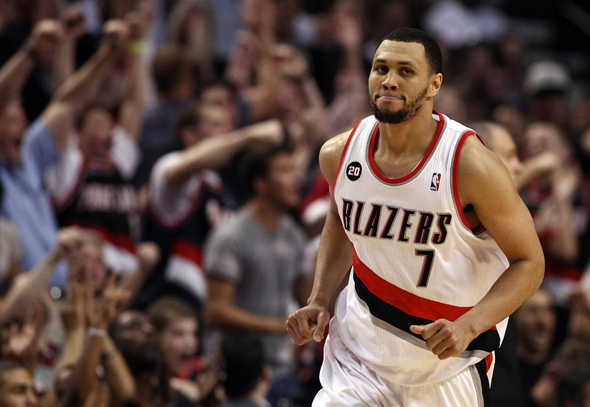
[53,4,85,88]
[64,273,135,407]
[1,303,45,371]
[0,18,65,115]
[0,227,84,323]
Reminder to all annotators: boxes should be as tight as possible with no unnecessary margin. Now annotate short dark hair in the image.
[221,333,266,399]
[381,27,443,75]
[198,78,239,101]
[147,296,197,333]
[239,142,292,200]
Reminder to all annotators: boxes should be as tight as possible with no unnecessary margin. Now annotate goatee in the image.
[369,86,429,124]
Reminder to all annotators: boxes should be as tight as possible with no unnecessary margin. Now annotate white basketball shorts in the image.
[313,326,490,407]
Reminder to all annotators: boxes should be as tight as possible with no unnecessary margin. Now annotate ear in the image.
[429,73,443,98]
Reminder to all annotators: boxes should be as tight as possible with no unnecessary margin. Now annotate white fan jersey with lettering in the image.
[331,111,509,386]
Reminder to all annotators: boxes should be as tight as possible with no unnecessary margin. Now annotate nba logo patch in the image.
[430,173,441,191]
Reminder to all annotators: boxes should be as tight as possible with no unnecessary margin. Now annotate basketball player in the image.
[286,28,544,406]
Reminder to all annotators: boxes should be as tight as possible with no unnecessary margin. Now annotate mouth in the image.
[377,95,404,105]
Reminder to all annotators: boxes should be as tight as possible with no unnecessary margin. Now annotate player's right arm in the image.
[286,130,354,345]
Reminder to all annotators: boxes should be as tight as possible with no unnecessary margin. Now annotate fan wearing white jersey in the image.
[286,27,544,407]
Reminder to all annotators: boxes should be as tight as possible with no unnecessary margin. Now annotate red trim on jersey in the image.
[368,110,445,184]
[70,221,137,253]
[471,223,486,235]
[171,239,203,267]
[149,179,204,230]
[485,353,494,373]
[353,248,496,329]
[452,131,479,230]
[332,120,362,193]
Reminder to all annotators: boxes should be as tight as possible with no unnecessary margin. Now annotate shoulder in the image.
[458,134,513,205]
[319,129,354,186]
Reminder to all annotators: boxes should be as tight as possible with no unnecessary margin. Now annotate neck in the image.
[247,198,285,230]
[377,107,438,155]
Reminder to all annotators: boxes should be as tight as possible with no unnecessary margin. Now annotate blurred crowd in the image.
[0,0,590,406]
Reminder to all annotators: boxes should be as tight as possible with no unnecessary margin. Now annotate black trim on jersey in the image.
[475,358,491,407]
[353,272,500,353]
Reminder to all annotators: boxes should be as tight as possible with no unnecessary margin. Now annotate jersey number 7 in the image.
[415,249,435,287]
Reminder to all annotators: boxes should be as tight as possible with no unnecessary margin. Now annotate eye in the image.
[375,65,388,73]
[401,68,413,76]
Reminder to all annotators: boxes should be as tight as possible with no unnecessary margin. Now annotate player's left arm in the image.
[411,135,545,360]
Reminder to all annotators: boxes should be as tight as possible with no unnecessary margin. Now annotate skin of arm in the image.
[67,274,135,405]
[241,1,282,122]
[0,227,83,323]
[118,7,151,143]
[286,131,354,345]
[0,20,64,116]
[164,119,283,185]
[53,5,85,89]
[42,20,128,151]
[206,276,287,334]
[410,135,545,359]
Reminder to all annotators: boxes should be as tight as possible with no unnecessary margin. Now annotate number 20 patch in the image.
[346,162,362,181]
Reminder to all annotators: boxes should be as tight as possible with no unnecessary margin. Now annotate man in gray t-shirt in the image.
[205,143,313,403]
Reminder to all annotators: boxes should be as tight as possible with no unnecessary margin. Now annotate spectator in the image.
[515,288,558,407]
[469,121,526,407]
[166,0,215,83]
[148,296,219,403]
[140,103,283,309]
[0,19,129,288]
[46,11,151,275]
[220,333,271,407]
[205,143,313,406]
[109,310,195,407]
[524,61,572,129]
[530,339,590,407]
[0,359,38,407]
[520,122,586,306]
[135,46,194,189]
[556,356,590,407]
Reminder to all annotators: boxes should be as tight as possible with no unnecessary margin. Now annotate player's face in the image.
[160,317,198,375]
[0,100,28,165]
[262,152,302,210]
[491,128,523,185]
[0,368,38,407]
[79,108,115,160]
[368,41,433,124]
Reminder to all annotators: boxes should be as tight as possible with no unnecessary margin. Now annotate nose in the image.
[382,72,398,91]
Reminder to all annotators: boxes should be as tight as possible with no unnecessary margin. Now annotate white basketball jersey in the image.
[332,111,509,386]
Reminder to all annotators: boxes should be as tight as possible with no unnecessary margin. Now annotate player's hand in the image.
[410,319,476,360]
[286,304,330,345]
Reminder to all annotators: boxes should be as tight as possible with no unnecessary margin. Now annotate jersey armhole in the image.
[332,120,362,193]
[451,131,484,232]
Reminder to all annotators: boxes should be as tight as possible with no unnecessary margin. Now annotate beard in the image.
[369,85,429,124]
